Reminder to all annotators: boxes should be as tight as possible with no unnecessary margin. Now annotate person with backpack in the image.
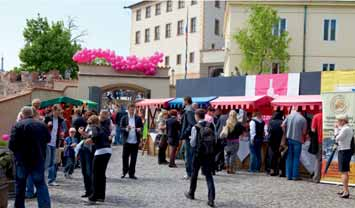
[334,114,354,199]
[185,109,216,207]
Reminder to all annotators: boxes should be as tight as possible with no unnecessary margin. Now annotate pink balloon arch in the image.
[72,48,164,75]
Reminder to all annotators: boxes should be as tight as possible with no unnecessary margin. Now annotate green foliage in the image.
[234,5,291,74]
[19,14,82,77]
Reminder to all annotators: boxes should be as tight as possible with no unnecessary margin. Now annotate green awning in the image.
[78,99,98,109]
[40,96,83,108]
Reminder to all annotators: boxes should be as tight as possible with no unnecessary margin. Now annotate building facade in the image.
[224,0,355,76]
[127,0,226,83]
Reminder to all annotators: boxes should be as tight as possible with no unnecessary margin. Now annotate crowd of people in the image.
[7,95,355,207]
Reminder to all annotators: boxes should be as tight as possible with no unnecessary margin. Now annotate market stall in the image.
[136,98,174,155]
[40,96,83,109]
[168,96,217,108]
[211,95,274,170]
[271,95,322,175]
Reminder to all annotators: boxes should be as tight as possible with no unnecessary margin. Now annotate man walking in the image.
[44,104,64,186]
[185,109,216,207]
[9,106,51,208]
[282,107,307,180]
[180,96,196,180]
[120,103,143,179]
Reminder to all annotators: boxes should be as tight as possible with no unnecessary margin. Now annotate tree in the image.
[19,14,82,77]
[234,5,291,74]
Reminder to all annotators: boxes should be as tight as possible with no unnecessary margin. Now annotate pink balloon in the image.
[2,134,9,141]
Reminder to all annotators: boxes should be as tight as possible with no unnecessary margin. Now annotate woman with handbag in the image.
[157,110,169,164]
[221,110,245,174]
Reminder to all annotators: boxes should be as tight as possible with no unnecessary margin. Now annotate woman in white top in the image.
[334,114,354,199]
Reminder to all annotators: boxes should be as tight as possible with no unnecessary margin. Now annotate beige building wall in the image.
[128,0,225,81]
[224,0,355,76]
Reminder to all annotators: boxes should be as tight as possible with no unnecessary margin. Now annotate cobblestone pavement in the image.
[11,146,355,208]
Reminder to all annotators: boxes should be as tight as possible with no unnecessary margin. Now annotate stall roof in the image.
[271,95,322,110]
[136,98,174,108]
[210,96,273,109]
[78,99,98,109]
[40,96,82,108]
[168,96,217,108]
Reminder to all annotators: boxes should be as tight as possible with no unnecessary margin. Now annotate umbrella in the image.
[78,99,98,109]
[40,96,82,108]
[323,144,338,175]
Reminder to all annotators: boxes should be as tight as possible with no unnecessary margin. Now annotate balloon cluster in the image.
[2,134,9,142]
[72,48,164,75]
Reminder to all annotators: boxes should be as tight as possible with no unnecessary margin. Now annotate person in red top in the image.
[311,112,323,183]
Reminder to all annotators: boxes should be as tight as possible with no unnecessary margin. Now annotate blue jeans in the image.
[249,140,262,172]
[286,139,302,180]
[46,145,57,184]
[15,160,51,208]
[185,139,193,177]
[25,175,35,198]
[114,125,122,144]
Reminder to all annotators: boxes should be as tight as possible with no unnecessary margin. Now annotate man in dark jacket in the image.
[180,96,196,179]
[120,103,143,179]
[115,105,128,145]
[72,109,87,141]
[44,104,64,186]
[166,110,181,167]
[9,106,51,208]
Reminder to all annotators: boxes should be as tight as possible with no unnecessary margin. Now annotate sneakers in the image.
[207,201,215,207]
[48,182,59,186]
[182,175,191,180]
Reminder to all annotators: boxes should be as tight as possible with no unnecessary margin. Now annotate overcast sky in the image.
[0,0,139,70]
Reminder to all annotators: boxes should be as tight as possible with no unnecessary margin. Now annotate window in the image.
[165,23,171,38]
[215,0,220,8]
[154,26,160,40]
[165,56,170,66]
[191,0,197,5]
[272,63,280,74]
[135,31,141,44]
[190,17,197,33]
[189,52,195,63]
[214,19,220,35]
[145,28,150,43]
[211,43,215,49]
[146,6,151,18]
[273,18,287,36]
[178,0,185,9]
[176,54,182,65]
[177,20,184,35]
[323,19,336,41]
[155,3,161,16]
[166,0,172,12]
[322,64,335,71]
[136,9,141,21]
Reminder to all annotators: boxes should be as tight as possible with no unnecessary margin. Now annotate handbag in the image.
[308,131,319,155]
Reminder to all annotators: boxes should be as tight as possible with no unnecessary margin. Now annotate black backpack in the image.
[196,122,215,156]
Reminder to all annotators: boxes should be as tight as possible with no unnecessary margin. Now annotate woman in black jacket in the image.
[84,111,112,203]
[267,111,284,176]
[166,110,181,168]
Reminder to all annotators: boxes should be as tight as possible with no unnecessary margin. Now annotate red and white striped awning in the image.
[271,95,322,111]
[135,98,174,108]
[210,96,273,109]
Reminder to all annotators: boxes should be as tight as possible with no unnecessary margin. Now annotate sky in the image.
[0,0,139,70]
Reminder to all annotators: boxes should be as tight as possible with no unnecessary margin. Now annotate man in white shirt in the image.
[120,104,143,179]
[44,104,64,186]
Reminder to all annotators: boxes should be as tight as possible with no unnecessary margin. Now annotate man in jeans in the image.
[282,107,307,180]
[9,106,51,208]
[180,96,196,180]
[311,112,323,183]
[44,104,64,186]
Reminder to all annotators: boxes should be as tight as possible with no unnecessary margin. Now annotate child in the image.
[64,128,78,179]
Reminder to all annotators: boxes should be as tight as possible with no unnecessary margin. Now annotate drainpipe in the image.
[302,5,308,72]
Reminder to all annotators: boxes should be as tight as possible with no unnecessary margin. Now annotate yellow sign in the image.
[321,71,355,93]
[321,92,355,185]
